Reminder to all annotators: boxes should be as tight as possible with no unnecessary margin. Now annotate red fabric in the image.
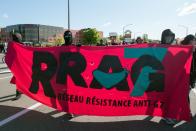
[5,42,193,121]
[10,76,16,84]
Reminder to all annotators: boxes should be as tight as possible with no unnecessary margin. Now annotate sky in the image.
[0,0,196,39]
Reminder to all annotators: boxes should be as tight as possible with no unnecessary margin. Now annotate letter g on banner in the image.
[124,48,167,97]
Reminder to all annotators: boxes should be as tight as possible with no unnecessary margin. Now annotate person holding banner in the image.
[160,29,179,125]
[136,37,143,44]
[144,29,177,124]
[61,30,76,119]
[181,35,196,103]
[62,30,73,46]
[161,29,175,45]
[10,32,23,100]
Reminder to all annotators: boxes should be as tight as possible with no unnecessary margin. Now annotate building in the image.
[1,24,65,43]
[109,32,118,44]
[0,24,103,45]
[0,27,2,42]
[124,30,132,43]
[0,27,4,42]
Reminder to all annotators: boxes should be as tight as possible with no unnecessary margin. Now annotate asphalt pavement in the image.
[0,53,196,131]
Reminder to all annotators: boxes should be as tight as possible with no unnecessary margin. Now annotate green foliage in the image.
[81,28,100,45]
[54,36,64,46]
[119,35,124,41]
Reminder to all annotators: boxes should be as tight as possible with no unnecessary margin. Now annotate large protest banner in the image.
[5,42,193,121]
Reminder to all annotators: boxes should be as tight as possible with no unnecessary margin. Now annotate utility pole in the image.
[123,24,132,37]
[68,0,70,30]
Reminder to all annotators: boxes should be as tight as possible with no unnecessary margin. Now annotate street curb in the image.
[0,66,10,74]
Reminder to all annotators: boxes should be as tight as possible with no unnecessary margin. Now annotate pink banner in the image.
[5,42,193,121]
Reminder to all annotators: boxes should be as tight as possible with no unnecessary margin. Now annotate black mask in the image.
[63,30,73,46]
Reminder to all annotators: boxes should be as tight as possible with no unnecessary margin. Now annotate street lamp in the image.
[179,25,189,36]
[123,24,133,37]
[68,0,70,30]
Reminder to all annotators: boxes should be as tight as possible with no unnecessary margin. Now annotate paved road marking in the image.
[0,70,11,74]
[0,103,42,127]
[0,76,12,80]
[0,67,8,70]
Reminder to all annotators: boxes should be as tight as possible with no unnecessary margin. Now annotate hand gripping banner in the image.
[5,42,193,121]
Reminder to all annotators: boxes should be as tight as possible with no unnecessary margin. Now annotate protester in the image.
[122,40,128,45]
[181,35,196,87]
[161,29,175,45]
[11,32,23,100]
[181,34,196,46]
[96,39,105,46]
[61,30,76,119]
[0,44,4,53]
[181,35,196,110]
[136,37,143,44]
[181,35,196,89]
[143,40,148,44]
[62,30,73,46]
[160,29,179,125]
[111,42,118,45]
[2,43,6,53]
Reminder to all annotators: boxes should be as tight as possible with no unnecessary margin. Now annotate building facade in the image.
[0,28,2,42]
[1,24,65,43]
[0,24,103,45]
[109,32,118,44]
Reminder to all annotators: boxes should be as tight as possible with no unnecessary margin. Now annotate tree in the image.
[119,35,124,41]
[81,28,100,45]
[54,36,64,46]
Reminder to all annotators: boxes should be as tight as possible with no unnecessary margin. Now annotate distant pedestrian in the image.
[122,40,128,45]
[96,39,105,46]
[0,44,3,53]
[2,43,6,53]
[111,42,118,45]
[136,37,143,44]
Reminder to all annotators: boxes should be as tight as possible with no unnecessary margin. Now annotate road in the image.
[0,53,196,131]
